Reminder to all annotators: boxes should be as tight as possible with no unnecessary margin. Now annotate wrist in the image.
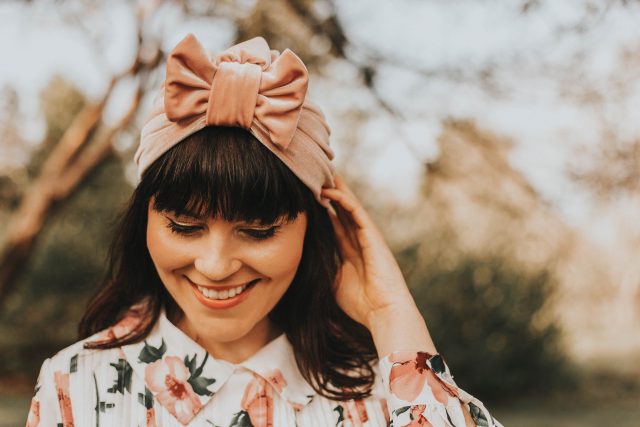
[367,305,438,357]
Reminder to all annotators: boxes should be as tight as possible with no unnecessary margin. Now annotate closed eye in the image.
[241,226,280,240]
[165,218,280,240]
[166,219,202,235]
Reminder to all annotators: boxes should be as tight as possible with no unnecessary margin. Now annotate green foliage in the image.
[0,75,134,379]
[404,254,569,401]
[0,149,131,378]
[25,76,86,179]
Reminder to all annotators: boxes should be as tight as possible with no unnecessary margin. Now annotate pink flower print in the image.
[95,309,143,343]
[401,405,432,427]
[241,374,274,427]
[389,352,459,403]
[379,398,390,422]
[110,310,143,338]
[338,400,369,427]
[264,369,287,393]
[53,371,75,427]
[145,356,202,425]
[25,398,40,427]
[146,408,158,427]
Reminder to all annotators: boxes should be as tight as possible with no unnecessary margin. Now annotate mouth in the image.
[194,279,259,300]
[187,277,260,309]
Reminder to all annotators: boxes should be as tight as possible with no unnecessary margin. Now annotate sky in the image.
[1,0,640,249]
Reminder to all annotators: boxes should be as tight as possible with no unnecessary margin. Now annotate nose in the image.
[193,232,242,282]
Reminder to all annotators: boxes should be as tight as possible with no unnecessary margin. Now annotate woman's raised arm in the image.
[321,174,502,427]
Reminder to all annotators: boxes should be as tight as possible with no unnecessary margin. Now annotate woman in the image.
[25,34,502,427]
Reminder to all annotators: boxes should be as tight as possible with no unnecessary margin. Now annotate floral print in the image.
[334,399,368,426]
[25,398,40,427]
[238,373,274,427]
[96,305,146,343]
[389,351,458,403]
[145,355,203,424]
[53,371,75,426]
[397,405,431,427]
[264,368,287,393]
[25,308,502,426]
[147,407,158,427]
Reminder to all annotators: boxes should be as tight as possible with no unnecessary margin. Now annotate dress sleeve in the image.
[26,358,60,427]
[378,351,503,427]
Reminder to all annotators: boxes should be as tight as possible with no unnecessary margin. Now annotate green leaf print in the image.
[94,371,116,426]
[138,339,167,363]
[429,354,446,375]
[469,402,490,427]
[137,387,154,410]
[333,404,345,426]
[185,354,198,375]
[107,359,133,394]
[393,406,410,417]
[184,352,216,396]
[70,354,78,373]
[229,410,253,427]
[98,401,115,412]
[189,375,216,396]
[185,352,208,378]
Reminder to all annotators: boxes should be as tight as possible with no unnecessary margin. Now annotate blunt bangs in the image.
[141,126,313,224]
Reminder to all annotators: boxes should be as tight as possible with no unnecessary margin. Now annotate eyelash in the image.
[165,220,280,240]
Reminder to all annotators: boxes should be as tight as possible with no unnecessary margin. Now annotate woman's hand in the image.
[320,175,437,356]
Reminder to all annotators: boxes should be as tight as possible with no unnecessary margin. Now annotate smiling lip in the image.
[187,277,258,310]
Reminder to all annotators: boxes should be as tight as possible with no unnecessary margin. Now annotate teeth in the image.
[197,283,249,300]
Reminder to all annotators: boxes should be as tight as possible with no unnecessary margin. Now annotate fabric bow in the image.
[164,33,309,150]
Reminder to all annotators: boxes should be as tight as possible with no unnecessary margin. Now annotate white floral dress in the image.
[25,308,503,427]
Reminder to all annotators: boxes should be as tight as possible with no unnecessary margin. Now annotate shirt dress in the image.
[25,306,503,427]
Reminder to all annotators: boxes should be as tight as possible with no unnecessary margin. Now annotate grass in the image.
[491,397,640,427]
[0,393,30,427]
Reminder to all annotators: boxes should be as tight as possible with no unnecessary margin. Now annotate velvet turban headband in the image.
[134,33,336,207]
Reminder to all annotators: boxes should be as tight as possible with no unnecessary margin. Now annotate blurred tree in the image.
[404,254,568,400]
[0,77,135,378]
[0,5,161,306]
[389,120,580,400]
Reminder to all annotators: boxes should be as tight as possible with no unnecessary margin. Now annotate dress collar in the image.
[117,309,316,424]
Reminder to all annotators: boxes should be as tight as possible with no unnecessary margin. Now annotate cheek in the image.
[258,227,306,282]
[146,216,189,272]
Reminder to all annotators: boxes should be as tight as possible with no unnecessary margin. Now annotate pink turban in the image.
[134,33,335,207]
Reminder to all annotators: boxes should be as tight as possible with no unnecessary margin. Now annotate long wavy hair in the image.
[78,126,377,400]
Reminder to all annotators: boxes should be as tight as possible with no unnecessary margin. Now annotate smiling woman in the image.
[24,34,502,427]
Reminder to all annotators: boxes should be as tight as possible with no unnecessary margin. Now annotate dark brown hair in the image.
[79,126,377,400]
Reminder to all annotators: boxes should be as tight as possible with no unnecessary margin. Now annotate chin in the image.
[189,311,258,342]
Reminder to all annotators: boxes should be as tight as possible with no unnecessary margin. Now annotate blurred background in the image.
[1,0,639,426]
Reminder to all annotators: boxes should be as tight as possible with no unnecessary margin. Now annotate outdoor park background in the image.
[1,0,640,425]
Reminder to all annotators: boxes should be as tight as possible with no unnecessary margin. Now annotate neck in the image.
[175,314,282,364]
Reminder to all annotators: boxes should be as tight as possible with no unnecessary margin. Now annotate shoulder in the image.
[43,329,121,374]
[45,302,152,373]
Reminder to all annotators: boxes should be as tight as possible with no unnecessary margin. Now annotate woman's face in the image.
[146,198,307,348]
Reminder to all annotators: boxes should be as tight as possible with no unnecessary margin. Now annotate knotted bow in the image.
[164,34,309,150]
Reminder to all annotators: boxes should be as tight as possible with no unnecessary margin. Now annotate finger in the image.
[326,201,359,259]
[333,174,360,201]
[323,188,362,250]
[321,187,377,232]
[333,200,363,255]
